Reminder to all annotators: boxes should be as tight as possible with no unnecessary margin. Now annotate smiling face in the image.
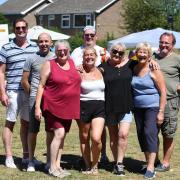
[55,44,69,62]
[14,21,28,40]
[159,34,174,57]
[83,47,97,68]
[38,33,52,55]
[136,48,150,63]
[83,29,97,47]
[110,44,125,63]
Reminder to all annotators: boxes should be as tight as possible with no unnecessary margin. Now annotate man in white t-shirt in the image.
[71,26,109,164]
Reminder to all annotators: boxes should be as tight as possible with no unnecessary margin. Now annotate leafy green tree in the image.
[0,13,9,24]
[122,0,180,32]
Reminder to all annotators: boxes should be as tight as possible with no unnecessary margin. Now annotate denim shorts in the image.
[106,111,132,126]
[6,90,29,122]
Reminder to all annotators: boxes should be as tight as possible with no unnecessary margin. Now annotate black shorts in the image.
[80,100,105,123]
[28,97,48,133]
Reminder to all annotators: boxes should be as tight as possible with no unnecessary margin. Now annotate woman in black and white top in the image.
[78,46,105,175]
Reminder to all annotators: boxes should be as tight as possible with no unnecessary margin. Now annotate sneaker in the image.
[5,157,17,169]
[22,158,29,165]
[155,163,170,172]
[113,163,125,176]
[144,170,156,179]
[27,161,35,172]
[100,154,109,164]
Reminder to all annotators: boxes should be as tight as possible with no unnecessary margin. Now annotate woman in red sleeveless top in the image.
[35,40,81,177]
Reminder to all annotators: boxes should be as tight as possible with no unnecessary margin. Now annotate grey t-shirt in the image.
[154,52,180,99]
[23,51,55,97]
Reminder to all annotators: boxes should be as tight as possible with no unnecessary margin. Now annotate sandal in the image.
[82,167,98,175]
[58,167,71,176]
[49,168,66,178]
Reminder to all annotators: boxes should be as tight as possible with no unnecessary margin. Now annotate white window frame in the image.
[73,13,91,28]
[39,15,43,26]
[48,14,55,27]
[61,14,70,28]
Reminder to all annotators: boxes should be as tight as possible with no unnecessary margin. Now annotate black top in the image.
[99,60,137,114]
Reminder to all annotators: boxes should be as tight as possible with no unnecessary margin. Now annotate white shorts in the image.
[6,90,29,122]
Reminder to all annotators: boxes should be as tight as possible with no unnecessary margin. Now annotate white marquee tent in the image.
[108,28,180,49]
[9,26,70,40]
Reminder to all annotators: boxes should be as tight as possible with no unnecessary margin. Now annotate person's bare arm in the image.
[35,61,50,120]
[0,63,9,107]
[21,71,30,94]
[151,70,167,126]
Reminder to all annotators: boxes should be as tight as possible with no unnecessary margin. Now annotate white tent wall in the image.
[108,28,180,50]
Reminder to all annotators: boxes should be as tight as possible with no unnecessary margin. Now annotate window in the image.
[39,16,43,26]
[61,15,70,28]
[48,15,55,27]
[73,14,91,28]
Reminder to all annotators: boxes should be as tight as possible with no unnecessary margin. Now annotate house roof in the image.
[0,0,52,15]
[38,0,119,15]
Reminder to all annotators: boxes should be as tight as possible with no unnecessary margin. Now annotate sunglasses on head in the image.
[15,26,27,31]
[84,33,95,38]
[112,49,125,56]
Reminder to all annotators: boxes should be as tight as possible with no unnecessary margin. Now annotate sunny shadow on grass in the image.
[0,105,179,180]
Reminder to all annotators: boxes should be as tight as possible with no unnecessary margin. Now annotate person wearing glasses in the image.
[131,42,166,179]
[35,40,81,178]
[71,26,110,164]
[153,32,180,172]
[99,42,136,176]
[21,33,55,172]
[0,19,38,168]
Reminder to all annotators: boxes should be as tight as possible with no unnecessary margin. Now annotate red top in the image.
[42,58,81,120]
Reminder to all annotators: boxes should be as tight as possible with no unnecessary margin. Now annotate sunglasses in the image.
[56,49,68,54]
[112,49,125,56]
[84,33,95,38]
[15,26,27,31]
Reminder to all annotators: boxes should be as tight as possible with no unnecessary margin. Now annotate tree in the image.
[0,13,9,24]
[122,0,180,32]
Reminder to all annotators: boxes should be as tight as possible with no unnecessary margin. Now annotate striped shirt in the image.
[0,39,38,90]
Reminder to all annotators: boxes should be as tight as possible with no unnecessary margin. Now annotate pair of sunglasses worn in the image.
[112,49,125,56]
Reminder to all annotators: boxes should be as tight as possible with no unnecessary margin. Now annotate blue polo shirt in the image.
[0,39,38,90]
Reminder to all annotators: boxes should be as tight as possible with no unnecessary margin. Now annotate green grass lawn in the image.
[0,105,179,180]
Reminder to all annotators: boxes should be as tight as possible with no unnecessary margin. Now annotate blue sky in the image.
[0,0,7,5]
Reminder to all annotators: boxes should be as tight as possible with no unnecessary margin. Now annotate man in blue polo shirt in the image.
[0,19,38,168]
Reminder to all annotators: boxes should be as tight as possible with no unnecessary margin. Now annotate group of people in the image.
[0,18,179,179]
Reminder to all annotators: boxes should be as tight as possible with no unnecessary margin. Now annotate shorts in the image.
[161,97,179,138]
[80,100,105,123]
[28,97,41,133]
[45,111,72,133]
[6,90,29,122]
[106,111,132,126]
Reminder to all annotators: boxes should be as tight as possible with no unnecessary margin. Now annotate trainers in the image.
[155,163,170,172]
[27,161,35,172]
[22,158,29,165]
[100,154,109,164]
[113,163,125,176]
[5,157,17,169]
[144,170,156,179]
